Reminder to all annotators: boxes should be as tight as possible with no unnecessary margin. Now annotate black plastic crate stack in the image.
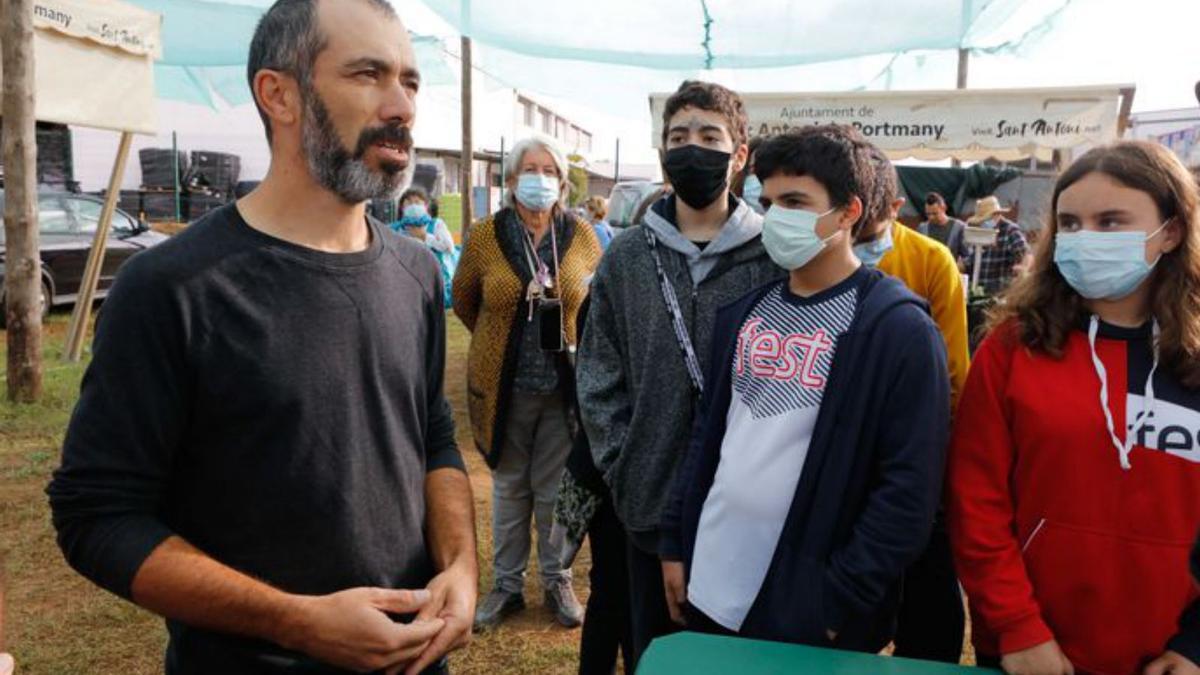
[1,122,74,189]
[188,151,241,195]
[183,151,240,221]
[117,190,143,217]
[142,192,179,222]
[139,148,188,189]
[186,192,226,221]
[36,123,75,189]
[369,199,398,224]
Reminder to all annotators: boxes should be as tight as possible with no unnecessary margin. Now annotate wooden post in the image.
[460,35,474,242]
[956,48,969,90]
[172,130,181,221]
[63,131,133,362]
[614,138,621,183]
[951,47,969,169]
[1116,86,1137,138]
[2,0,43,402]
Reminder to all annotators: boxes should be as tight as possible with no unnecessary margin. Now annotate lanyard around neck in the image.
[1087,314,1159,470]
[519,217,559,283]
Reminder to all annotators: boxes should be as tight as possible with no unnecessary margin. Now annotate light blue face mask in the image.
[742,175,764,213]
[761,204,840,270]
[1053,222,1168,300]
[853,226,894,267]
[403,204,428,219]
[515,173,560,212]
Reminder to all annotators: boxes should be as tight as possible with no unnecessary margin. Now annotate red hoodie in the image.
[949,320,1200,675]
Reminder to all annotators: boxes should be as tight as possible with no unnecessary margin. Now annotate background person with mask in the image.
[577,80,783,670]
[732,136,766,214]
[453,134,600,633]
[949,141,1200,675]
[395,186,457,307]
[659,125,950,653]
[395,187,456,254]
[853,139,969,663]
[855,145,969,408]
[46,1,477,673]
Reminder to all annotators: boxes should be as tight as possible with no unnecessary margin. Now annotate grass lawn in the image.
[1,311,973,673]
[0,312,590,674]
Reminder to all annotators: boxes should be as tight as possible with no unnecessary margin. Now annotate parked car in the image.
[606,180,664,228]
[0,189,168,328]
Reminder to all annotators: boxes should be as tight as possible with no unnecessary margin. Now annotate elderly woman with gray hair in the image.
[452,135,601,631]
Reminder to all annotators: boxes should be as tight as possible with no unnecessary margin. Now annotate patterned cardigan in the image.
[451,207,601,468]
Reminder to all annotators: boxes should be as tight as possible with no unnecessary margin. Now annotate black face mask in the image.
[662,145,732,210]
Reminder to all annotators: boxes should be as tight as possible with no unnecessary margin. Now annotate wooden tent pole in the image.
[63,131,133,362]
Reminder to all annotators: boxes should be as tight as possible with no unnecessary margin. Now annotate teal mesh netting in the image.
[128,0,456,107]
[125,0,1071,111]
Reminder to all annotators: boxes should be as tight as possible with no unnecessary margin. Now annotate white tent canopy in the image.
[1,0,162,361]
[650,85,1132,162]
[0,0,160,134]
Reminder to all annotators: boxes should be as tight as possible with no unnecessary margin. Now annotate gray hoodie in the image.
[577,195,785,537]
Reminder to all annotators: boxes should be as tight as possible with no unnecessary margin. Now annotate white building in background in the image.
[69,80,607,219]
[1128,107,1200,168]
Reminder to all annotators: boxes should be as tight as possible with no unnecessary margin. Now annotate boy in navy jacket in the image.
[659,125,950,652]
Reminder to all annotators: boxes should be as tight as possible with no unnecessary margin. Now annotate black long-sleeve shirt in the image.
[46,205,463,673]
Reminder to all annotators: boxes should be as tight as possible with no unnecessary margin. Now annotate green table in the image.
[638,633,995,674]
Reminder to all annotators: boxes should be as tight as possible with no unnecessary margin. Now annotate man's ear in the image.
[840,195,865,231]
[731,143,749,176]
[253,69,302,139]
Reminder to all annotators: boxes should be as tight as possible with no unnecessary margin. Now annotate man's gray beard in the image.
[301,91,414,205]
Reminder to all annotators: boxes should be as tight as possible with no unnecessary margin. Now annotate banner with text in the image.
[0,0,160,133]
[649,86,1128,162]
[32,0,161,57]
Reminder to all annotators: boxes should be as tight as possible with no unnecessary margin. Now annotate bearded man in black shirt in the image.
[47,1,476,673]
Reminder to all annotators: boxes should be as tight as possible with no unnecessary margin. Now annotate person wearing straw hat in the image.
[965,195,1031,295]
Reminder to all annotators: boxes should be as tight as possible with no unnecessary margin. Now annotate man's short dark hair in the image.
[247,0,396,144]
[864,145,899,227]
[925,191,946,207]
[400,186,429,205]
[754,124,876,235]
[661,80,749,148]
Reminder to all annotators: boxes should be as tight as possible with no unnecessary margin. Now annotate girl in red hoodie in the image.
[949,141,1200,675]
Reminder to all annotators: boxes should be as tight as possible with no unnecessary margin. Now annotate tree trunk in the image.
[2,0,43,403]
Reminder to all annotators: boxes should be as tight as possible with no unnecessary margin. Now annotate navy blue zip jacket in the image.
[660,268,951,652]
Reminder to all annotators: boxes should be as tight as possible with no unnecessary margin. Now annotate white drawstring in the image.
[1087,315,1158,471]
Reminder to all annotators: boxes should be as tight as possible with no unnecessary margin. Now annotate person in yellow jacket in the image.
[854,148,969,407]
[852,141,969,664]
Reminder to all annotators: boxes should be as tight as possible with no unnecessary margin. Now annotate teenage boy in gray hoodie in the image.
[576,80,784,668]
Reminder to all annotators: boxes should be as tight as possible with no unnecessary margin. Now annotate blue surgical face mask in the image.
[853,226,894,267]
[1054,222,1169,300]
[403,203,428,219]
[742,175,763,212]
[761,204,840,270]
[516,173,560,212]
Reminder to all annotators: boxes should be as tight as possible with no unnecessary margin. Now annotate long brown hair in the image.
[987,140,1200,387]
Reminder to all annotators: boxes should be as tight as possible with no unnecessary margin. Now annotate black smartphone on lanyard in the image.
[539,298,564,352]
